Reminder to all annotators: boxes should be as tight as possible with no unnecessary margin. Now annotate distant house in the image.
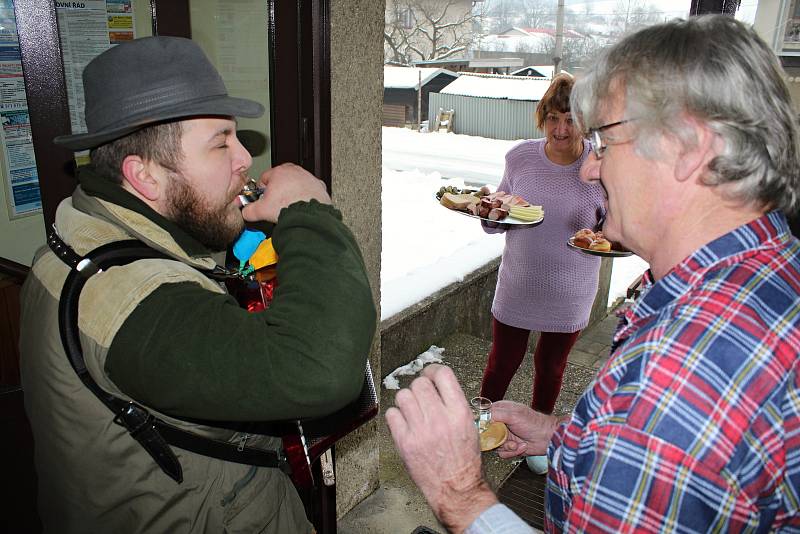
[510,65,554,78]
[428,73,552,140]
[477,27,588,70]
[502,27,586,40]
[412,57,524,75]
[383,66,458,127]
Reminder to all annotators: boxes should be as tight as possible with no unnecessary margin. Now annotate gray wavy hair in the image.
[571,15,800,214]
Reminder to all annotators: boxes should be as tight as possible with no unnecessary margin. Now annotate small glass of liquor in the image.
[238,178,264,207]
[470,396,492,433]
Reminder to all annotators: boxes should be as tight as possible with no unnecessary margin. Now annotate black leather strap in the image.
[49,230,288,484]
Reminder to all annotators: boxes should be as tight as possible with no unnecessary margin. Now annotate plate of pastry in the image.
[568,228,633,257]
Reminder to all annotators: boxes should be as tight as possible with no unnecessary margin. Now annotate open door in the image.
[1,1,331,531]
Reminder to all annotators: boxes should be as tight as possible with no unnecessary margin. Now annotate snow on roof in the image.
[383,66,457,90]
[513,27,585,39]
[480,33,549,53]
[440,73,553,101]
[483,28,586,53]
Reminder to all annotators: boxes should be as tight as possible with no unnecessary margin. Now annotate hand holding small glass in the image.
[470,396,492,433]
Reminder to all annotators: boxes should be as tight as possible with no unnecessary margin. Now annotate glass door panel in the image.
[189,0,272,174]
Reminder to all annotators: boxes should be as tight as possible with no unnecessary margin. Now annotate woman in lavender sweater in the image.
[479,74,604,474]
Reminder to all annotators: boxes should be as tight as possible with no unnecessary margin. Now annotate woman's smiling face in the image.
[543,110,581,155]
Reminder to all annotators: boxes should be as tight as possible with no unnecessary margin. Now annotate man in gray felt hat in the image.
[19,36,376,533]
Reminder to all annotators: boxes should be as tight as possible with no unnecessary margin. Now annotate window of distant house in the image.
[398,7,412,29]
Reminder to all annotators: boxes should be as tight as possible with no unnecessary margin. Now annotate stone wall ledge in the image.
[380,257,612,377]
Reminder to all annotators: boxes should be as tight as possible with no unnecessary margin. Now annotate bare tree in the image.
[609,0,664,36]
[484,0,550,32]
[518,0,551,30]
[485,0,518,33]
[535,33,603,72]
[385,0,478,65]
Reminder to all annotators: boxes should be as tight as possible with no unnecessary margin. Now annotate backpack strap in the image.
[48,230,289,484]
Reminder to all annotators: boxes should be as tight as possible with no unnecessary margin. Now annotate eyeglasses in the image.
[585,118,637,159]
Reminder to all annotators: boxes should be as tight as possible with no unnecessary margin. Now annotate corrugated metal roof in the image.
[440,73,552,101]
[383,66,457,90]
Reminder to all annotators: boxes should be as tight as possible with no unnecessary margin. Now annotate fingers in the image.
[385,406,408,439]
[391,366,472,439]
[491,400,532,424]
[420,362,447,380]
[496,435,528,458]
[241,163,331,223]
[394,382,428,428]
[256,162,294,186]
[420,365,469,412]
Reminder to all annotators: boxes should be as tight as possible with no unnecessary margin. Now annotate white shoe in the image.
[525,455,548,475]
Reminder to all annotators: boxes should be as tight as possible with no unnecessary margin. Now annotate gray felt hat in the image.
[53,36,264,150]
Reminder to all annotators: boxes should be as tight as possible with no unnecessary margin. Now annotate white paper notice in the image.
[0,0,41,217]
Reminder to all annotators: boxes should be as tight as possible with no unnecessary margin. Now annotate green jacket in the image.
[20,167,376,533]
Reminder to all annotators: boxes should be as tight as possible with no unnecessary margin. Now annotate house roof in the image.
[481,27,586,54]
[440,73,552,101]
[502,27,585,39]
[383,66,458,90]
[411,57,524,69]
[510,65,554,78]
[412,58,470,67]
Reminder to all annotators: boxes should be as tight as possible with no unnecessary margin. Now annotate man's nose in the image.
[579,151,600,183]
[232,136,253,175]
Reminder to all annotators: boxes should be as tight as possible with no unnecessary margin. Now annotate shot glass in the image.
[470,396,492,433]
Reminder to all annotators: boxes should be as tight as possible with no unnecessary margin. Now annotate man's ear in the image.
[674,118,718,183]
[121,155,163,202]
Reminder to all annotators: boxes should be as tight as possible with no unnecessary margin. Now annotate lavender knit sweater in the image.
[484,139,605,332]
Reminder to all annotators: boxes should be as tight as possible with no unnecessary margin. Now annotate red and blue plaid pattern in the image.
[546,211,800,532]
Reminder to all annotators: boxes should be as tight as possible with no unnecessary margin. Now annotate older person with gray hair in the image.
[388,15,800,533]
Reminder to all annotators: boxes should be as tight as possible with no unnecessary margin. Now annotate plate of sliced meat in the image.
[568,229,633,257]
[436,187,544,226]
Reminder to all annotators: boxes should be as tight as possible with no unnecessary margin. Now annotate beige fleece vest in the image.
[20,190,311,533]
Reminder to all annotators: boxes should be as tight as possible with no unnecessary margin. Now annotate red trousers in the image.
[479,318,580,415]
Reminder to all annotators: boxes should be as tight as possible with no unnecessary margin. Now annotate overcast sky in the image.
[563,0,758,23]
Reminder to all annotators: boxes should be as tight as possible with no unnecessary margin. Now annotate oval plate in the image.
[568,237,633,257]
[449,207,543,226]
[436,195,543,226]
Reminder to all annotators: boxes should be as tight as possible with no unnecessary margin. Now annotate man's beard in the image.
[165,173,244,251]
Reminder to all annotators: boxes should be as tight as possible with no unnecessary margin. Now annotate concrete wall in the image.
[330,0,384,519]
[382,257,613,377]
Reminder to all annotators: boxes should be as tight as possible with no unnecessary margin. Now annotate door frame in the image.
[13,0,331,229]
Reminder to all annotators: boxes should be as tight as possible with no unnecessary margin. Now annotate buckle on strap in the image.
[277,448,290,475]
[48,228,100,278]
[113,402,154,435]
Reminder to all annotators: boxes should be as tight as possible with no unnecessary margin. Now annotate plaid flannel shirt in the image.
[546,211,800,532]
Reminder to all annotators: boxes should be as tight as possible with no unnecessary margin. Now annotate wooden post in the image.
[417,70,422,131]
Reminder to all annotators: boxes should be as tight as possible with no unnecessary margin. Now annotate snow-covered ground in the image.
[381,126,649,321]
